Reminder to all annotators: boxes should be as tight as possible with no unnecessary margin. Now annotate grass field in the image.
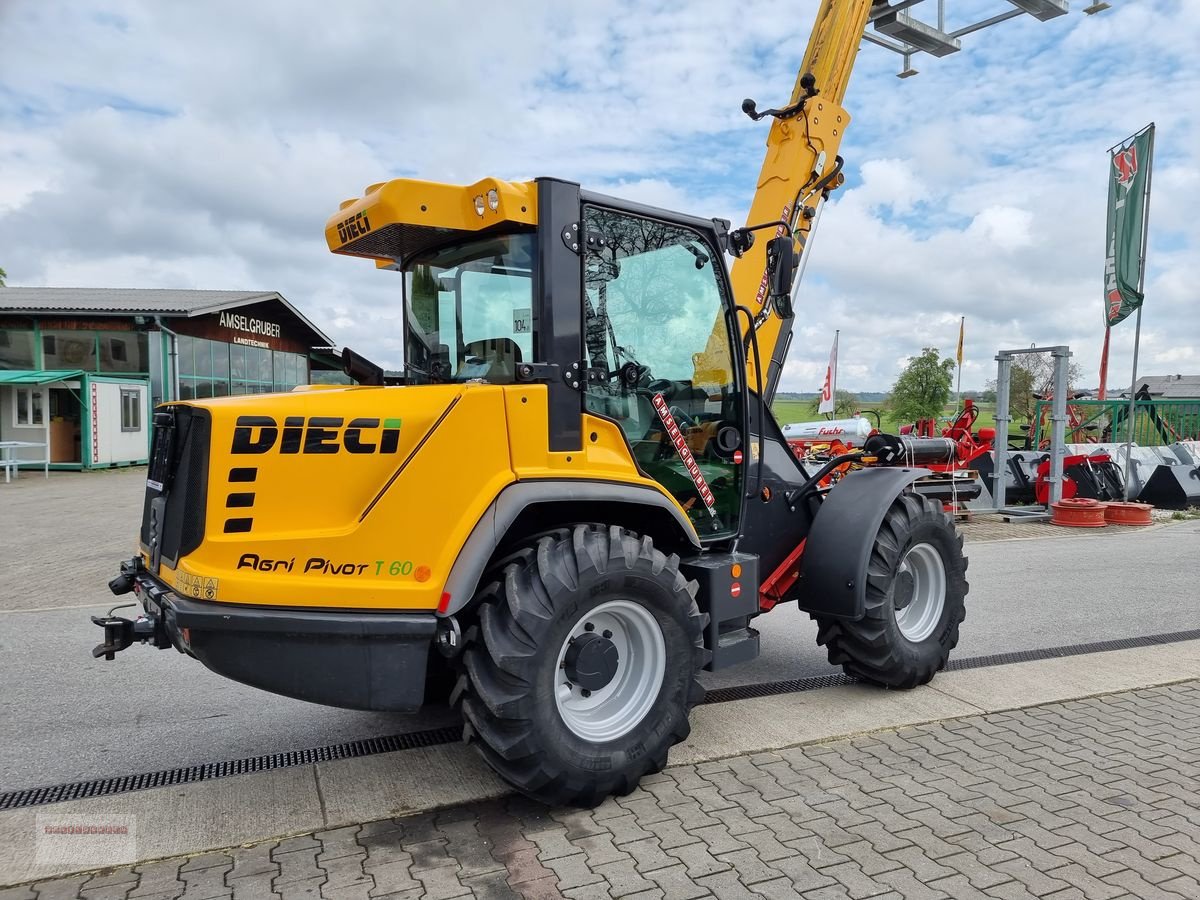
[771,398,998,435]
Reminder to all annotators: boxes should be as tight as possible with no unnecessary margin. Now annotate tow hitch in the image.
[92,558,172,660]
[91,607,162,660]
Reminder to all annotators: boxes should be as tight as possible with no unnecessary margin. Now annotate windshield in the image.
[404,232,535,384]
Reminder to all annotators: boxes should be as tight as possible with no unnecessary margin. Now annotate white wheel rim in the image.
[894,542,947,642]
[553,599,666,742]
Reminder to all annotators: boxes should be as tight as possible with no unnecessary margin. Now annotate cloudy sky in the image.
[0,0,1195,392]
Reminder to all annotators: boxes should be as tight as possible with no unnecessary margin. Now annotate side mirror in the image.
[766,236,795,317]
[341,347,385,386]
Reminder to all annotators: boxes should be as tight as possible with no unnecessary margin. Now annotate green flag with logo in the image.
[1103,126,1154,327]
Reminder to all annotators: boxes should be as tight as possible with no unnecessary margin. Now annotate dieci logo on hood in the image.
[231,416,402,455]
[337,210,371,244]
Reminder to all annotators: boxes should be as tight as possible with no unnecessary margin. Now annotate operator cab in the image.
[327,176,751,540]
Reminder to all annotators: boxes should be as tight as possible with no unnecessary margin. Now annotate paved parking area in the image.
[5,466,1198,794]
[8,679,1200,899]
[0,467,1177,614]
[0,469,145,613]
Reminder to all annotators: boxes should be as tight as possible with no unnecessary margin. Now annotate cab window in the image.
[582,206,742,538]
[404,233,534,383]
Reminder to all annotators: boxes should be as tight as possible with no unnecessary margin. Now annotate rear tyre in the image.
[814,494,967,689]
[456,524,706,807]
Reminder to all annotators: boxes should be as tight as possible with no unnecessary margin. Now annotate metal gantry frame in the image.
[864,0,1103,78]
[990,345,1071,519]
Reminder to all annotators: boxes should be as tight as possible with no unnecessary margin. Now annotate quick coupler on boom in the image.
[91,558,171,660]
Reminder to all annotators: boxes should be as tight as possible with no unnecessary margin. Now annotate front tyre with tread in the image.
[814,493,968,689]
[457,524,707,807]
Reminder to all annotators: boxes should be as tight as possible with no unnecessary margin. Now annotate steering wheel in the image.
[670,406,698,428]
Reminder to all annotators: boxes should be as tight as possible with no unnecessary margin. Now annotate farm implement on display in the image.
[782,400,992,509]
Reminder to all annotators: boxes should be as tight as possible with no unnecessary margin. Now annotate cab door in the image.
[581,204,744,540]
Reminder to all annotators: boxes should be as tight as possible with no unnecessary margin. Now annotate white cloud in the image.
[0,0,1195,393]
[857,158,927,215]
[965,206,1034,252]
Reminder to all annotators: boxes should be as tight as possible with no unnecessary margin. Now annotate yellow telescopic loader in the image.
[99,1,988,806]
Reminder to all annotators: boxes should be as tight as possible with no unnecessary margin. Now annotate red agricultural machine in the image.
[781,400,994,511]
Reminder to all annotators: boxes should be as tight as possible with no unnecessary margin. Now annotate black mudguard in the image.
[796,466,931,621]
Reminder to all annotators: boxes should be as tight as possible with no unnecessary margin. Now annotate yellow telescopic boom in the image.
[726,0,874,399]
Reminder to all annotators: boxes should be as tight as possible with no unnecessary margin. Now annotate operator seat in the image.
[456,338,522,382]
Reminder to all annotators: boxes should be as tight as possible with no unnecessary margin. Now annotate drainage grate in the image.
[702,672,855,702]
[4,627,1199,812]
[701,627,1200,705]
[0,725,462,812]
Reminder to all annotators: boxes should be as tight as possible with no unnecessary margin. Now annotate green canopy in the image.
[0,369,84,384]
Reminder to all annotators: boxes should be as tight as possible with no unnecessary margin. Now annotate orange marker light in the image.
[731,564,742,578]
[415,565,431,583]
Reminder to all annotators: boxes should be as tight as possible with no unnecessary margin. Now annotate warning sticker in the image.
[174,571,219,600]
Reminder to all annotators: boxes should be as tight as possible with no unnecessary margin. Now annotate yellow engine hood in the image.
[161,383,514,610]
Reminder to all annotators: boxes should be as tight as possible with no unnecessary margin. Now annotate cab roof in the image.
[325,177,538,266]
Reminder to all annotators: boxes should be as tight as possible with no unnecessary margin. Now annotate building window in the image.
[230,343,246,380]
[177,334,195,376]
[175,338,308,398]
[213,342,230,380]
[99,333,149,374]
[42,330,98,371]
[268,350,308,392]
[120,389,141,432]
[14,387,46,427]
[0,330,37,370]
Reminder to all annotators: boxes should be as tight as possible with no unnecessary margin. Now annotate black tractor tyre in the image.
[454,524,707,808]
[813,493,968,689]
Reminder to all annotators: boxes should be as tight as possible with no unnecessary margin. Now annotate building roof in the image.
[0,369,84,385]
[0,288,334,346]
[1135,374,1200,399]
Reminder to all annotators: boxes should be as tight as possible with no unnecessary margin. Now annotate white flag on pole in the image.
[818,332,838,415]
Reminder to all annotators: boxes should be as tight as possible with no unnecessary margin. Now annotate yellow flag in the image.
[956,317,964,366]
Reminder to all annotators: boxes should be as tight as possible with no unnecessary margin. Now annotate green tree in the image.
[1003,365,1037,422]
[887,348,956,423]
[0,266,7,287]
[984,354,1084,424]
[809,389,860,419]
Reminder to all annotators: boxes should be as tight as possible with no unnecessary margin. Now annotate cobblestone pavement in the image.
[6,680,1200,899]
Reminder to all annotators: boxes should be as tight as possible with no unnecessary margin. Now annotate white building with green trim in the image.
[0,288,335,471]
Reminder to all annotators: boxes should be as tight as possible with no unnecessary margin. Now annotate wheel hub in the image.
[893,542,947,642]
[563,632,620,691]
[553,599,667,742]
